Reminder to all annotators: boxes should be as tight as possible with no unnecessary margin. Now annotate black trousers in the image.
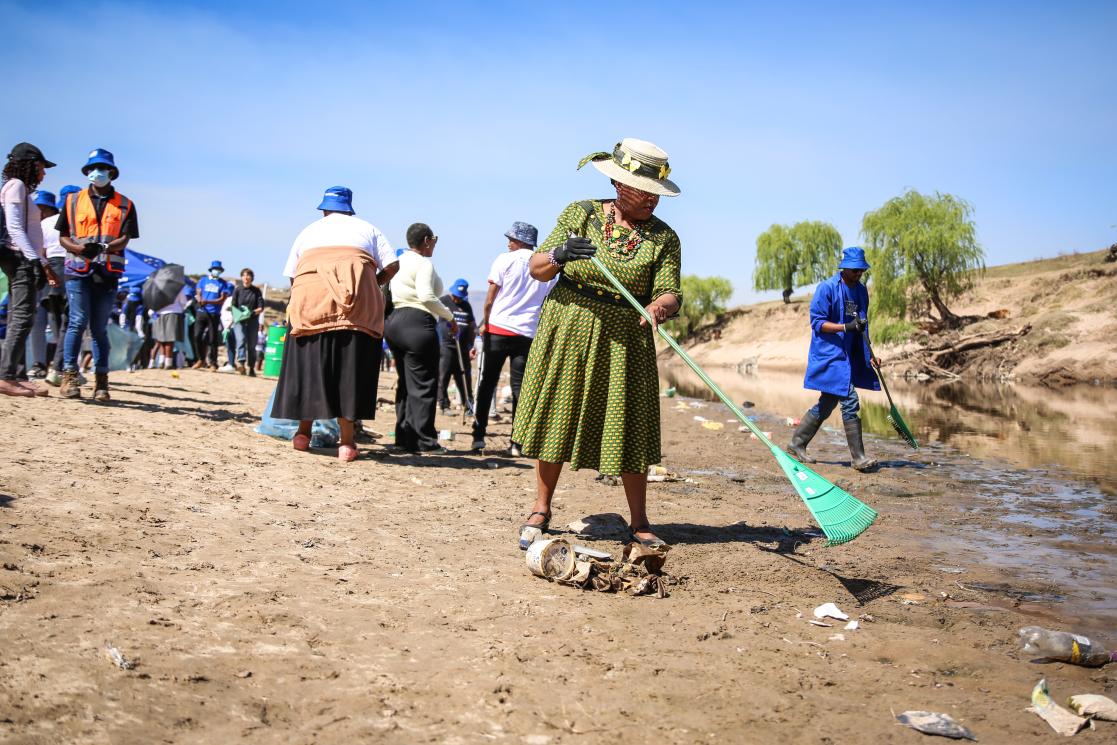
[0,254,43,381]
[194,312,222,366]
[385,308,440,452]
[471,333,532,439]
[438,342,473,411]
[45,257,67,372]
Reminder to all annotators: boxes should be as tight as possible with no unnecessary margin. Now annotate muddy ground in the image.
[1,370,1115,744]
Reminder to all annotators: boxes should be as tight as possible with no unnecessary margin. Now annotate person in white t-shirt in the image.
[273,186,394,463]
[470,222,556,453]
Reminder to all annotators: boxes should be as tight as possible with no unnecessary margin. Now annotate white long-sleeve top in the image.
[1,179,45,262]
[389,249,454,321]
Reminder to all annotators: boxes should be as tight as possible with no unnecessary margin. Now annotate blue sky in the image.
[6,0,1115,303]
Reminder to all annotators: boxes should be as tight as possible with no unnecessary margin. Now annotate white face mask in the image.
[209,269,221,278]
[87,168,111,188]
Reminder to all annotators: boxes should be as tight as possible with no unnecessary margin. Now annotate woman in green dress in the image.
[512,138,682,547]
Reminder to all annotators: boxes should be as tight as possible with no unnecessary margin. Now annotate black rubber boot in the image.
[786,411,823,463]
[843,418,877,472]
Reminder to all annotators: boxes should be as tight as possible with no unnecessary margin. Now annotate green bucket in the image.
[263,324,286,378]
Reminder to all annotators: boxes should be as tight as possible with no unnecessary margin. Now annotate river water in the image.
[661,365,1117,495]
[661,363,1117,631]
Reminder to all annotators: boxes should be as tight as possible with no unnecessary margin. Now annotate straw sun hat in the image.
[577,138,680,197]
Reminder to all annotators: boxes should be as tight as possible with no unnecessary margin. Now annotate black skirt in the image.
[272,329,379,421]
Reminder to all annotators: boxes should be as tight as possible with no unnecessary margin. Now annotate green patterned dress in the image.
[512,200,682,475]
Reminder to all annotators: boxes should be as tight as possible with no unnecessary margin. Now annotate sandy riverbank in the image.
[1,370,1114,743]
[676,248,1117,387]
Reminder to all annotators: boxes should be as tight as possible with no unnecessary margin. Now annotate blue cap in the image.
[56,184,81,210]
[317,186,354,214]
[449,278,469,298]
[838,247,870,271]
[209,260,224,272]
[395,248,405,257]
[504,221,538,247]
[82,148,119,178]
[33,190,57,209]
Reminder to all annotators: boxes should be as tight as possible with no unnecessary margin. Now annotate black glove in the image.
[843,317,867,334]
[552,236,597,263]
[80,242,105,259]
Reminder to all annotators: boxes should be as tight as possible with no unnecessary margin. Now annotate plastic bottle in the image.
[1019,626,1116,667]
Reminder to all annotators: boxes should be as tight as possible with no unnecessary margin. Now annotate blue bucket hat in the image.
[82,148,119,179]
[317,186,354,214]
[838,247,870,271]
[33,190,57,209]
[449,278,469,299]
[56,184,81,210]
[504,221,538,247]
[209,260,224,272]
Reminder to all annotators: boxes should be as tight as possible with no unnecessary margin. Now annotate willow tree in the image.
[664,274,733,336]
[861,190,984,327]
[753,221,842,303]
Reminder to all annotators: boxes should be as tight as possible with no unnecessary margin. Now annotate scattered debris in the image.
[844,620,860,631]
[808,620,832,628]
[663,386,676,398]
[701,421,724,431]
[828,634,845,642]
[438,429,452,441]
[526,539,575,581]
[934,566,966,574]
[1019,626,1114,666]
[594,473,621,486]
[235,670,253,679]
[104,642,137,670]
[895,711,976,740]
[1028,679,1090,736]
[554,543,674,598]
[1067,694,1117,721]
[693,415,708,422]
[814,602,849,621]
[519,526,543,550]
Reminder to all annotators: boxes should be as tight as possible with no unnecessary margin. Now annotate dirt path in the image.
[1,370,1114,744]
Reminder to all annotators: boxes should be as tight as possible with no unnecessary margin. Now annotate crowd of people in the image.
[3,136,884,548]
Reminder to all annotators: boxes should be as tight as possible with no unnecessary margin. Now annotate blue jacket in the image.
[803,274,880,397]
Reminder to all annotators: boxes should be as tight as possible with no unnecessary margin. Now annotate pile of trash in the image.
[526,537,674,598]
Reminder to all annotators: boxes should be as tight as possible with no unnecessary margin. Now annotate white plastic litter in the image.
[814,602,850,621]
[845,620,860,631]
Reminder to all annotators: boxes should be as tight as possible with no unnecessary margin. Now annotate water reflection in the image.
[661,364,1117,494]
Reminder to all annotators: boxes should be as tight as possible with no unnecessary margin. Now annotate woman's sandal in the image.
[520,510,552,533]
[628,524,668,549]
[292,433,311,451]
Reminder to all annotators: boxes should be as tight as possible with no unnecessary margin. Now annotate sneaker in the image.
[218,363,236,373]
[45,370,63,386]
[29,365,47,379]
[470,438,485,452]
[508,444,522,458]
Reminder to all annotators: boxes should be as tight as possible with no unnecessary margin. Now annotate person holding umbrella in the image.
[144,264,188,370]
[56,148,139,401]
[785,247,881,471]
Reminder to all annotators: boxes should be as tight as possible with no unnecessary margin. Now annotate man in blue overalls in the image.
[787,247,881,471]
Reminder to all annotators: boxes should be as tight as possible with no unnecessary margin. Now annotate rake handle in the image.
[587,255,777,451]
[862,333,896,410]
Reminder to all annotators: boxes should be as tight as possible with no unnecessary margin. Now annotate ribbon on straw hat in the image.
[577,138,680,197]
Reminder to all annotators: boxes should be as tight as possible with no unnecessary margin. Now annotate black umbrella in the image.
[142,264,186,311]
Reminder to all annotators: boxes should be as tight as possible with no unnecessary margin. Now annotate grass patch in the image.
[871,316,915,345]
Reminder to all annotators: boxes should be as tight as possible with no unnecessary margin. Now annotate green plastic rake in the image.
[864,337,919,449]
[590,255,878,545]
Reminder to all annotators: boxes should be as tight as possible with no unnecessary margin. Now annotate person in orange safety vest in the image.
[56,148,140,401]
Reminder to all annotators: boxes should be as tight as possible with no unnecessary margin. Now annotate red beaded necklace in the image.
[603,204,647,256]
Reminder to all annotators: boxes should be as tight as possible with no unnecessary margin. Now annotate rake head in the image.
[887,406,919,450]
[774,449,879,545]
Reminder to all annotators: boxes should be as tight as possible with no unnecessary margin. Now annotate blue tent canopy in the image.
[118,249,166,292]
